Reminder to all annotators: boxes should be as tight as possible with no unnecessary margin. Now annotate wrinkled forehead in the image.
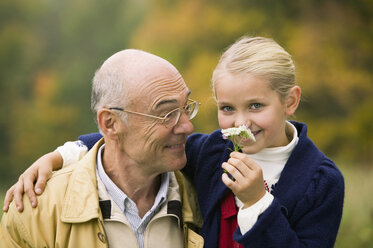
[131,66,189,110]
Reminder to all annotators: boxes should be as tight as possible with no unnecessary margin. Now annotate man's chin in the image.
[169,156,187,171]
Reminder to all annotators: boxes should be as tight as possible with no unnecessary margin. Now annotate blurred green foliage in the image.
[0,0,372,177]
[1,0,372,183]
[0,0,147,182]
[0,0,372,246]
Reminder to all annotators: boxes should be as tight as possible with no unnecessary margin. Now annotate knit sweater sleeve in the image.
[78,133,103,150]
[56,141,88,167]
[183,133,209,180]
[234,160,345,248]
[54,133,102,167]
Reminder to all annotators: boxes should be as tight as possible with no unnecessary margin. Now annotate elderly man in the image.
[0,49,203,247]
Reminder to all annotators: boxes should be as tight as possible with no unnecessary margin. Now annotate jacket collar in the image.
[60,138,184,226]
[97,169,183,228]
[61,138,105,223]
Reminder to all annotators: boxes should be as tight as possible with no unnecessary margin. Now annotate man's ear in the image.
[285,85,301,116]
[97,109,124,140]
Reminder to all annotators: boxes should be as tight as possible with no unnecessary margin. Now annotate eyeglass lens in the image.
[164,101,199,128]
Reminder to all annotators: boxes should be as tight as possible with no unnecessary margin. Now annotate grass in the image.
[0,165,372,247]
[335,165,373,248]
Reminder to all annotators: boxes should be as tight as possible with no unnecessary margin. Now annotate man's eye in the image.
[250,103,262,110]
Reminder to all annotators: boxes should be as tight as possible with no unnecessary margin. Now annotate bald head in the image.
[91,49,183,121]
[100,50,179,86]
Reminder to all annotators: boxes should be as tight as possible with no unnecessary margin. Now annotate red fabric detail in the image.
[219,191,243,248]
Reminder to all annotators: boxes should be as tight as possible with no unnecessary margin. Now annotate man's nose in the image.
[173,112,194,135]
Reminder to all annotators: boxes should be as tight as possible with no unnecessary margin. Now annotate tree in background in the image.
[131,0,373,164]
[0,0,147,183]
[0,0,372,182]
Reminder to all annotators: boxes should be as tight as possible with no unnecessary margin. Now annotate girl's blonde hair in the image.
[212,36,296,100]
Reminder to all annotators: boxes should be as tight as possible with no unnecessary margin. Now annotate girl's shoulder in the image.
[285,121,344,194]
[187,129,231,152]
[78,132,103,150]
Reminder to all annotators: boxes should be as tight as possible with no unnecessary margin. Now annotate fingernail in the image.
[35,188,42,194]
[17,205,21,210]
[32,201,36,207]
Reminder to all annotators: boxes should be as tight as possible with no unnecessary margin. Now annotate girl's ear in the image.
[97,109,123,140]
[285,85,301,116]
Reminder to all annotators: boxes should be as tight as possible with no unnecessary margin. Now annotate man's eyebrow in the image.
[155,99,178,109]
[155,90,191,109]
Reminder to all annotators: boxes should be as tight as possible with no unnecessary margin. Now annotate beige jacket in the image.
[0,139,203,248]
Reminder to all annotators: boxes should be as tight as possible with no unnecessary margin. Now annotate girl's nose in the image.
[234,113,250,128]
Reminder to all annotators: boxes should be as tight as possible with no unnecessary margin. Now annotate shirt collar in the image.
[96,144,169,214]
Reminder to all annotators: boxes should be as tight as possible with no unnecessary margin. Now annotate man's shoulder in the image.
[51,163,75,180]
[1,167,73,239]
[33,166,74,209]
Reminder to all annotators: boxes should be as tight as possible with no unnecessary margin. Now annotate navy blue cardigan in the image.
[79,121,344,248]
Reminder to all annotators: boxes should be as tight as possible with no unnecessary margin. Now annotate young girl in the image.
[182,36,344,247]
[3,36,344,247]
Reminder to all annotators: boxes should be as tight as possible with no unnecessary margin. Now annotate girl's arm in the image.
[3,150,63,212]
[234,162,344,247]
[2,135,101,212]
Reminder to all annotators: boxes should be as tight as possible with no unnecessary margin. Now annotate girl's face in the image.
[215,72,294,154]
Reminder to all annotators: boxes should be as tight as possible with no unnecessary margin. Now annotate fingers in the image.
[2,152,57,213]
[34,168,52,195]
[222,171,235,188]
[221,152,265,207]
[3,177,32,213]
[225,158,248,179]
[21,166,40,208]
[229,151,260,170]
[22,164,52,209]
[12,179,26,212]
[221,153,256,184]
[3,185,16,212]
[222,158,255,190]
[23,176,38,208]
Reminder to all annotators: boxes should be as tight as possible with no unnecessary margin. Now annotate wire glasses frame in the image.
[109,99,200,128]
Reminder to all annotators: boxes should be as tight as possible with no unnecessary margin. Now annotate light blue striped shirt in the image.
[97,144,169,248]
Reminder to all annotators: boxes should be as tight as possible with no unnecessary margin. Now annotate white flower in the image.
[222,125,256,142]
[221,125,256,151]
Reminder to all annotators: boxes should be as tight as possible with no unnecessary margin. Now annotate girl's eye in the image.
[220,106,234,112]
[250,103,262,110]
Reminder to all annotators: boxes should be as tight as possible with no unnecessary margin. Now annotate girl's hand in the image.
[222,151,266,209]
[3,151,62,212]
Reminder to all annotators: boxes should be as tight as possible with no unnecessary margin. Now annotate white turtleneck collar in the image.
[247,121,299,181]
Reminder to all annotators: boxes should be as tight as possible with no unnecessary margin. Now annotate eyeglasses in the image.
[109,99,200,128]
